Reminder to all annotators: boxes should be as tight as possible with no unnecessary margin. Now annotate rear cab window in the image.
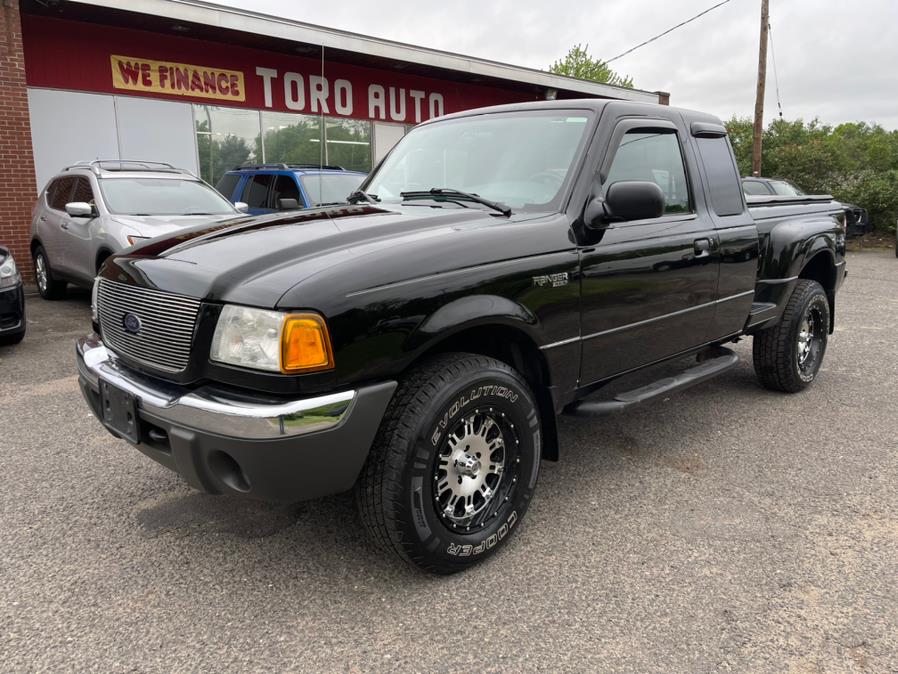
[742,180,772,196]
[695,136,745,216]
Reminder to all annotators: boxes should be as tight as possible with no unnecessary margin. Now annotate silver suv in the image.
[30,160,245,299]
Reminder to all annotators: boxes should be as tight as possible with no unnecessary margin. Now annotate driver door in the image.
[59,176,99,282]
[578,119,720,385]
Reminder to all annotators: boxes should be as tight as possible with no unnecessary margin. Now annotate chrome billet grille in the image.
[97,280,201,373]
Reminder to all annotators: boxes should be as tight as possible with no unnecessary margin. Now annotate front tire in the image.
[752,279,830,392]
[32,246,66,300]
[355,353,541,574]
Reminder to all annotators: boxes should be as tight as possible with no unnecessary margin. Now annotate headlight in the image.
[91,277,100,322]
[210,305,334,374]
[0,253,20,288]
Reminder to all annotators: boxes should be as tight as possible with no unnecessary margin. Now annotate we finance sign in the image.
[109,54,447,123]
[111,55,246,102]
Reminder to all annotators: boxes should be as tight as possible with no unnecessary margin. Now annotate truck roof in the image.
[425,98,725,128]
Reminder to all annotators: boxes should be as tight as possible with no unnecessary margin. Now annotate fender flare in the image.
[409,294,541,349]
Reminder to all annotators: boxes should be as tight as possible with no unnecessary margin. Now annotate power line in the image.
[606,0,734,64]
[768,21,783,117]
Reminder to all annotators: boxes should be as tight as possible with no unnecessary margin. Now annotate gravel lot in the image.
[1,250,896,672]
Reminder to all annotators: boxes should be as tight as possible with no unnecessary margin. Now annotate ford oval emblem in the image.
[122,312,142,335]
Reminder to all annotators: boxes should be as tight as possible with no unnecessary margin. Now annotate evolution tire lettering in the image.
[430,385,520,446]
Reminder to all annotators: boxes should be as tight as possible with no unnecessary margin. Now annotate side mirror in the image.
[277,198,300,210]
[65,202,94,218]
[234,201,249,213]
[604,181,665,222]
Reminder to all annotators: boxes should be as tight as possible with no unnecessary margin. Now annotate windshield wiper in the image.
[347,190,381,204]
[400,188,512,216]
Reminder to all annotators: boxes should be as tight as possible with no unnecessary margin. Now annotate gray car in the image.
[30,160,246,300]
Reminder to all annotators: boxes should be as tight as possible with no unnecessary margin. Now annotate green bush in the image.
[726,117,898,231]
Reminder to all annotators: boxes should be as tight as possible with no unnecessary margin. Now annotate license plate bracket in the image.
[99,380,140,444]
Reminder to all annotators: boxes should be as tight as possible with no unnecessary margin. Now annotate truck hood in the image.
[104,204,538,307]
[110,213,243,237]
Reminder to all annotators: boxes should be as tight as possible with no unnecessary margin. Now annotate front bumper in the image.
[76,334,396,502]
[0,282,25,336]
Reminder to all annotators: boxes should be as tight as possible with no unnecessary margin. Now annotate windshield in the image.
[300,173,366,206]
[769,180,805,196]
[364,110,593,211]
[100,177,236,216]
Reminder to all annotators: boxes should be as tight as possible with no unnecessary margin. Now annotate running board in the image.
[567,348,740,417]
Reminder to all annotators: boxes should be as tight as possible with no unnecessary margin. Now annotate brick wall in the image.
[0,1,37,281]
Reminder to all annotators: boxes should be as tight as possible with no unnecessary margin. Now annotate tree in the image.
[549,44,634,89]
[725,116,898,231]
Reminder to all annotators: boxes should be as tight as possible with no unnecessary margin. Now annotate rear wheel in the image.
[752,279,830,392]
[355,353,541,574]
[32,246,66,300]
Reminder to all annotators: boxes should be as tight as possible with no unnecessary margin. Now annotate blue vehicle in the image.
[215,164,367,215]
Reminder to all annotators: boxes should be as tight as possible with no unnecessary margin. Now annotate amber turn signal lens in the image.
[280,313,334,373]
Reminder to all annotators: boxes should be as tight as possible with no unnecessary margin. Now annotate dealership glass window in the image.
[194,105,261,185]
[260,113,371,173]
[195,105,374,184]
[260,111,323,167]
[322,118,371,173]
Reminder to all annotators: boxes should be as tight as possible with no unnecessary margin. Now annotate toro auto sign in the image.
[24,16,531,124]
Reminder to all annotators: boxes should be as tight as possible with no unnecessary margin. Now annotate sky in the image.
[214,0,898,130]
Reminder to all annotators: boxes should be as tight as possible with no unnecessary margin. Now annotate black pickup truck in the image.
[77,100,846,573]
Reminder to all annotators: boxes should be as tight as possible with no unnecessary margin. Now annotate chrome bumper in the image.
[76,333,355,440]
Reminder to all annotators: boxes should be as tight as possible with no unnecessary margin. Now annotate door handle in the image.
[60,222,69,230]
[39,216,47,222]
[693,238,711,258]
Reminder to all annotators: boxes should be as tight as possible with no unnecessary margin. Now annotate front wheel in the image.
[752,279,830,392]
[32,246,66,300]
[355,353,542,574]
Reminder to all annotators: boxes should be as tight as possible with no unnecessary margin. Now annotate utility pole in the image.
[751,0,769,177]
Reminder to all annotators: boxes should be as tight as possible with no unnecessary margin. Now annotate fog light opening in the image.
[208,450,251,493]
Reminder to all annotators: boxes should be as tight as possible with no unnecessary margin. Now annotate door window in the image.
[270,175,302,208]
[241,174,274,209]
[46,177,75,211]
[71,176,95,205]
[215,173,241,202]
[605,130,691,214]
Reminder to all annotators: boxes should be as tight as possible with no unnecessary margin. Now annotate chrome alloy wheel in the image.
[35,254,48,292]
[797,305,824,373]
[434,409,518,531]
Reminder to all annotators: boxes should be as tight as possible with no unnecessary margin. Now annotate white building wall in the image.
[27,88,199,193]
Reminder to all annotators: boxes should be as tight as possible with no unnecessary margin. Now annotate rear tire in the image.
[355,353,541,574]
[752,279,830,392]
[32,246,66,300]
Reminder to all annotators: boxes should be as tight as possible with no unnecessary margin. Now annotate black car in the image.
[742,177,870,237]
[78,100,847,573]
[0,245,26,345]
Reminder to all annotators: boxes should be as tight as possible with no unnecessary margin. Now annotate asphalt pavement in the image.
[1,250,896,672]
